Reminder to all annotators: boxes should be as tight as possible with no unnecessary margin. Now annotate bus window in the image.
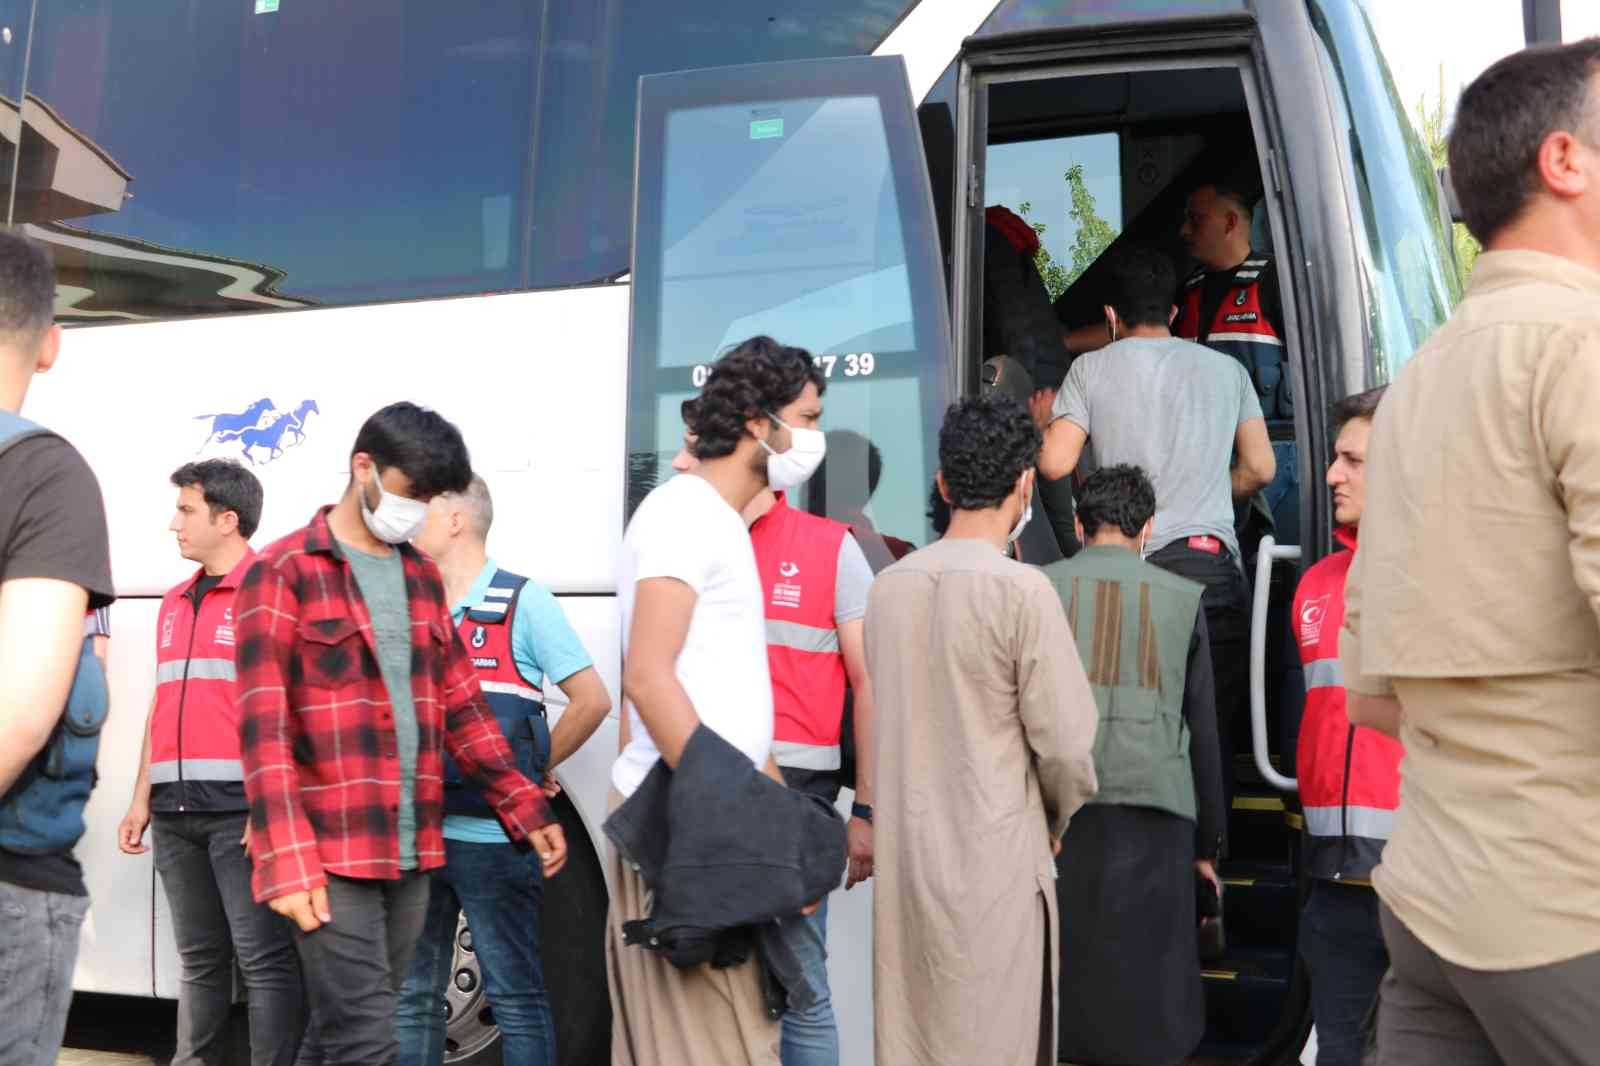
[986,131,1122,307]
[1307,0,1460,379]
[627,56,951,565]
[17,1,918,325]
[528,2,920,291]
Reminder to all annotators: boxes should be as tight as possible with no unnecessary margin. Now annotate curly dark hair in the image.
[690,336,825,460]
[937,394,1040,511]
[1076,464,1156,540]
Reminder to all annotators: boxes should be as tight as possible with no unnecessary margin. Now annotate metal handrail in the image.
[1251,535,1301,792]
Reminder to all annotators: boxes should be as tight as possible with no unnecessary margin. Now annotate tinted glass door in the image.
[627,55,952,565]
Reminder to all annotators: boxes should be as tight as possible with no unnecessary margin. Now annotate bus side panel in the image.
[24,287,631,598]
[74,598,161,997]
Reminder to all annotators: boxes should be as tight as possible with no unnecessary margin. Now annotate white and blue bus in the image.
[5,0,1526,1061]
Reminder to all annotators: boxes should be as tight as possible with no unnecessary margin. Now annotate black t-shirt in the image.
[0,433,114,896]
[1195,253,1284,343]
[190,572,225,606]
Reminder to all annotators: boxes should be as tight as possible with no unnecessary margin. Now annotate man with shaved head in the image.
[397,474,611,1066]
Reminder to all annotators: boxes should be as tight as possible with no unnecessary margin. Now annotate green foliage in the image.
[1413,64,1481,285]
[1017,164,1120,302]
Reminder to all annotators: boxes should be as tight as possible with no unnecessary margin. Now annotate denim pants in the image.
[153,811,306,1066]
[773,899,836,1066]
[0,880,88,1066]
[394,840,555,1066]
[1148,539,1251,825]
[1299,880,1387,1066]
[296,873,431,1066]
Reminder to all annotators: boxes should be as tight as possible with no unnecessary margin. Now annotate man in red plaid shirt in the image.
[235,402,565,1066]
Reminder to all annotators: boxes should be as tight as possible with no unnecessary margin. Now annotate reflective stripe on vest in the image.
[150,758,245,784]
[772,739,842,772]
[750,494,850,753]
[1304,658,1343,690]
[1302,804,1395,841]
[156,657,237,684]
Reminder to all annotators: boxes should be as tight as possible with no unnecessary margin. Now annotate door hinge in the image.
[1266,149,1283,195]
[967,163,979,208]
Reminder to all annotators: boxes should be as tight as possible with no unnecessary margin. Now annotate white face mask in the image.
[1007,473,1034,544]
[760,412,826,492]
[360,471,429,545]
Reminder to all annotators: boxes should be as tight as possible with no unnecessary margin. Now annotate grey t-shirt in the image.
[344,544,421,871]
[1051,336,1263,558]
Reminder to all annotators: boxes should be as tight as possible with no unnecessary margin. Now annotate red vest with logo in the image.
[443,567,547,818]
[151,551,255,812]
[1175,255,1291,421]
[1293,526,1404,882]
[749,493,849,770]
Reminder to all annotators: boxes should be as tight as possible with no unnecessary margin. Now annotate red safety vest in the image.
[151,551,256,812]
[1293,526,1404,882]
[749,493,849,770]
[443,566,546,818]
[1174,255,1291,421]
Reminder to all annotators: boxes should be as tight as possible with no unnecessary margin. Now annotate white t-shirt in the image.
[612,473,773,798]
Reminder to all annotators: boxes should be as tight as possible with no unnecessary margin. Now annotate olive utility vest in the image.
[1043,545,1203,822]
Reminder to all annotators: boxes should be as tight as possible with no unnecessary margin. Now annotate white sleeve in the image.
[629,493,719,594]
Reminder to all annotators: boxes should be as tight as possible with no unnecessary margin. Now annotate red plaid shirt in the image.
[235,507,551,902]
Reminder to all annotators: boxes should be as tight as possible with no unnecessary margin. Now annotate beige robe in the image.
[867,537,1099,1066]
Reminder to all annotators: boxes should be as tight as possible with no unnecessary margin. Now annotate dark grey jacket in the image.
[604,725,847,972]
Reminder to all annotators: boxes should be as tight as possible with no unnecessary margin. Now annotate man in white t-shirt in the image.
[609,335,828,1066]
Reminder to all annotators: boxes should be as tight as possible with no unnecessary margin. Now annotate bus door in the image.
[625,55,955,1061]
[948,13,1331,1064]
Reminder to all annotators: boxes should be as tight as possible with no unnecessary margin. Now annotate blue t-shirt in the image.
[445,560,592,844]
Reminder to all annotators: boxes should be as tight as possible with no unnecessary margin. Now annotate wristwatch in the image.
[850,802,874,823]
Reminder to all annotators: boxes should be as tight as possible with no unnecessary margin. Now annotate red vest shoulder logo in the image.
[1299,593,1331,646]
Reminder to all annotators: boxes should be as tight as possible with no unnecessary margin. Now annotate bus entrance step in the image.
[1227,793,1295,864]
[1219,860,1298,951]
[1200,946,1293,1050]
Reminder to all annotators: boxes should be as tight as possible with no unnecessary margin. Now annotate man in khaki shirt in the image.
[1341,39,1600,1064]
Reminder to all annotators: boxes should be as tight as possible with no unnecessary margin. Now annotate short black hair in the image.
[689,336,825,460]
[1330,385,1386,436]
[1450,39,1600,243]
[1195,171,1260,216]
[170,459,265,540]
[0,231,56,346]
[1102,244,1178,330]
[1075,465,1156,540]
[350,402,472,499]
[937,394,1040,511]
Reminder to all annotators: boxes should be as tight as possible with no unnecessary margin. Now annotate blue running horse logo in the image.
[194,398,320,465]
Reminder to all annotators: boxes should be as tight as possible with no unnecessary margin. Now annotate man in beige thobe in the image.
[867,394,1099,1066]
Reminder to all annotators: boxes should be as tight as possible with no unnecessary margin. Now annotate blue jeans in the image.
[394,840,554,1066]
[0,880,88,1066]
[1263,438,1300,550]
[1299,880,1388,1066]
[773,899,837,1066]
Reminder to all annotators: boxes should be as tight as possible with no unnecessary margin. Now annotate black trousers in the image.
[1148,540,1250,831]
[294,873,430,1066]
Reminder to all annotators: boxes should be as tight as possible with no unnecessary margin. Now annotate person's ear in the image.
[1103,305,1119,342]
[33,325,61,374]
[935,469,952,505]
[1074,516,1085,545]
[217,509,240,537]
[1168,304,1179,327]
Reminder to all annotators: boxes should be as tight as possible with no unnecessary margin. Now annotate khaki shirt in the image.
[1342,250,1600,970]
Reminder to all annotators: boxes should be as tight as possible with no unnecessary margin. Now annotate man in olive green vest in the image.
[1043,465,1225,1066]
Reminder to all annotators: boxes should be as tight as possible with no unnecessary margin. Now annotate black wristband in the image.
[851,802,873,823]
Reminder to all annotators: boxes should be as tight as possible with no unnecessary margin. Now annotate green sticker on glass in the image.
[255,0,279,13]
[749,118,784,141]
